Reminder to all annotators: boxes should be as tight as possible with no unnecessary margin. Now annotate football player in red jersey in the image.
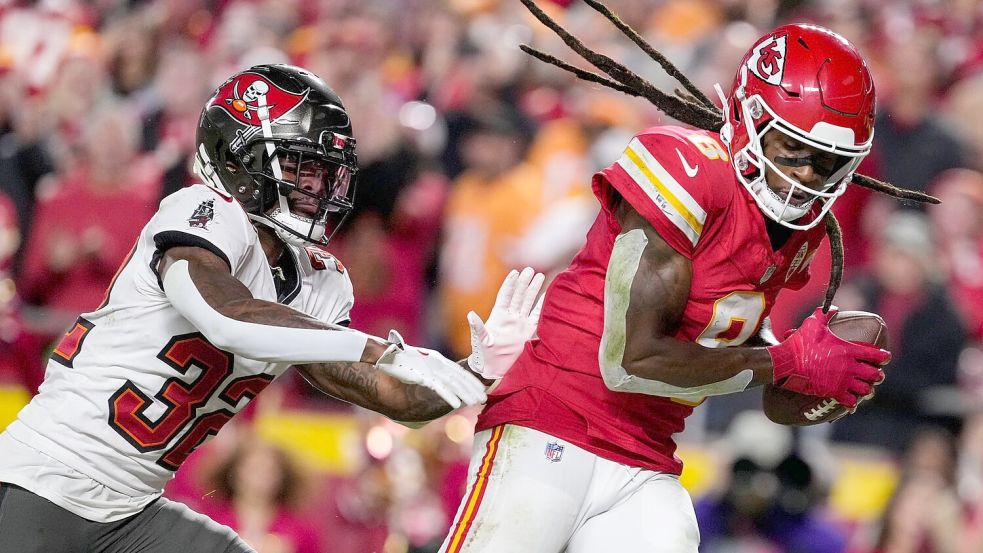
[439,2,939,552]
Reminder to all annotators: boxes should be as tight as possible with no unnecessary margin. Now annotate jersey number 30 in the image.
[107,333,273,470]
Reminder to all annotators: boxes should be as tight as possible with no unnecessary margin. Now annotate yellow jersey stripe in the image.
[615,139,706,247]
[630,139,707,225]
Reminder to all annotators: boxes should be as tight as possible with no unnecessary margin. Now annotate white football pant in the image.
[439,425,700,553]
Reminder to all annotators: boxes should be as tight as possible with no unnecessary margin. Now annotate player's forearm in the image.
[212,297,388,363]
[296,363,455,422]
[221,298,389,364]
[601,335,774,400]
[621,337,775,387]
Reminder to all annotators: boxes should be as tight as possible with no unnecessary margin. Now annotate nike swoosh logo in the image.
[676,148,699,178]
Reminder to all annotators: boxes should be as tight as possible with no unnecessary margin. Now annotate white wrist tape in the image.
[599,229,752,401]
[163,259,369,364]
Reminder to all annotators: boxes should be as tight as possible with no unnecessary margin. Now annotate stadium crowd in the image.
[2,0,983,551]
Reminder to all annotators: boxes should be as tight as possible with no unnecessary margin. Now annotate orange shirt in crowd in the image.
[439,162,543,357]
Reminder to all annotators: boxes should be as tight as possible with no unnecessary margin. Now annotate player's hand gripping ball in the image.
[763,310,889,426]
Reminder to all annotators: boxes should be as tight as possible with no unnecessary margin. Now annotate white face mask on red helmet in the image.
[717,24,876,230]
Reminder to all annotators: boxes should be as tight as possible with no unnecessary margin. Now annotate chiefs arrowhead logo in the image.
[748,34,787,86]
[210,73,308,126]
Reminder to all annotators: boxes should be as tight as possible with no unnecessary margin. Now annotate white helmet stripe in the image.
[255,91,283,182]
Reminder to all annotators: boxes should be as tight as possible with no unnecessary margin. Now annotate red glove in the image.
[767,307,890,408]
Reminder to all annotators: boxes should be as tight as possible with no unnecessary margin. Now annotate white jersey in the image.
[0,184,354,521]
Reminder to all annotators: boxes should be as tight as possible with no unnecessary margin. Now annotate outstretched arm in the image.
[158,246,387,363]
[158,246,481,418]
[296,362,456,422]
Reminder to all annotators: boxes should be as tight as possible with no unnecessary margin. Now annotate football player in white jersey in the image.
[0,64,545,553]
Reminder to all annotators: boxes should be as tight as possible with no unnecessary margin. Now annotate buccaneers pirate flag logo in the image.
[188,199,215,229]
[211,73,308,126]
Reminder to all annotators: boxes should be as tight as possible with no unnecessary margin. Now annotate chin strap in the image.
[246,211,325,247]
[193,145,235,200]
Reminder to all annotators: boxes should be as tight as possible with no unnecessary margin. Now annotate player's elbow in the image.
[599,357,634,392]
[616,346,667,379]
[599,335,648,392]
[193,304,253,356]
[197,301,257,352]
[194,323,239,355]
[620,357,649,379]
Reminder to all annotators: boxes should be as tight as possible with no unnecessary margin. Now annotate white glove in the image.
[375,330,487,409]
[467,267,546,380]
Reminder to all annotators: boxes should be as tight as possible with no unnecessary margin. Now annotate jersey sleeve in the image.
[146,185,252,277]
[329,268,354,327]
[592,128,727,259]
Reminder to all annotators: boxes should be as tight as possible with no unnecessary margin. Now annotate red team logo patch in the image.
[212,73,308,126]
[748,34,787,85]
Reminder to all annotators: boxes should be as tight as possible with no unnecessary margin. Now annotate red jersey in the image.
[476,126,828,474]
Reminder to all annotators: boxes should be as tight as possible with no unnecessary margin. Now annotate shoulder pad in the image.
[593,127,734,254]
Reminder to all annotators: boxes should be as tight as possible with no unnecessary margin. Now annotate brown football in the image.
[762,310,889,426]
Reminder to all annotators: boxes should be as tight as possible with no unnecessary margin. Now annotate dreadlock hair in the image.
[519,0,940,311]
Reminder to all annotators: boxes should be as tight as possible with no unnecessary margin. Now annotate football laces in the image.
[804,398,839,421]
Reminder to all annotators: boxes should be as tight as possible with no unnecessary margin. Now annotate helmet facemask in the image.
[719,71,871,231]
[239,138,356,247]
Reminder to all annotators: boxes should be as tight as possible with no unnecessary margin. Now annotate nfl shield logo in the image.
[545,442,564,463]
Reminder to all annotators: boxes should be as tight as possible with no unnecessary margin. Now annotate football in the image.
[762,310,889,426]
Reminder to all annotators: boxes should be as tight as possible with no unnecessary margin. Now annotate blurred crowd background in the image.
[2,0,983,551]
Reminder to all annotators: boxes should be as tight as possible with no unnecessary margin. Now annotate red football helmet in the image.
[718,24,875,230]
